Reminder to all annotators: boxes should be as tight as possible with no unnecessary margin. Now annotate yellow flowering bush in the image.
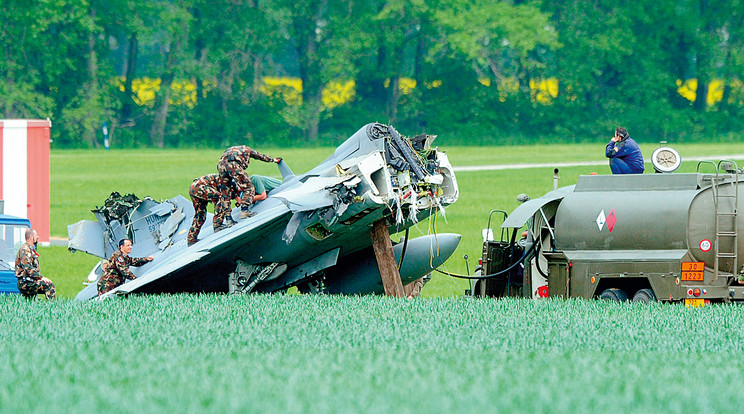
[676,79,726,105]
[119,76,740,108]
[117,77,197,108]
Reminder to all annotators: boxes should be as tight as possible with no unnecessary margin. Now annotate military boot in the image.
[214,218,236,232]
[240,207,256,219]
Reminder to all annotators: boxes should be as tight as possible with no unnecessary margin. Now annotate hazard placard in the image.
[681,261,704,281]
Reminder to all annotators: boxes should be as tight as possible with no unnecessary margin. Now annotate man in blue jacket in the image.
[605,127,645,174]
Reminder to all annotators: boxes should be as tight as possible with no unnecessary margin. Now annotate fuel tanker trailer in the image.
[475,161,744,306]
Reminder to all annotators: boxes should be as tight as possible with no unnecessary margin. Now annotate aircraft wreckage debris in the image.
[69,123,461,300]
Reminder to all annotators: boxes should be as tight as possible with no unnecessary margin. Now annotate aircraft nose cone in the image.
[426,233,461,268]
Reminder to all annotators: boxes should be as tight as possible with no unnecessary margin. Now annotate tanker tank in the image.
[554,173,743,274]
[501,165,744,304]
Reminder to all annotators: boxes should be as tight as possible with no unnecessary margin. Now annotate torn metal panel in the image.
[273,176,350,212]
[92,192,146,226]
[150,201,176,217]
[67,220,105,258]
[74,123,460,300]
[282,212,303,244]
[154,206,185,246]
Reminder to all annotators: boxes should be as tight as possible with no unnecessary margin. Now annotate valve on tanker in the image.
[553,168,560,190]
[720,161,741,174]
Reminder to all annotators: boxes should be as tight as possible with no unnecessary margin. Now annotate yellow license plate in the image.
[685,298,706,307]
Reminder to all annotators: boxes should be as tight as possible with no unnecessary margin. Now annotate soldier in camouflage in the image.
[15,228,56,300]
[188,173,240,246]
[217,145,281,219]
[403,273,433,299]
[97,239,154,295]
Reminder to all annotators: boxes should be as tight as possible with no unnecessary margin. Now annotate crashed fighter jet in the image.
[71,123,460,300]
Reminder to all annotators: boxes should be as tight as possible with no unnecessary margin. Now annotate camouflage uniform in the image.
[97,250,152,295]
[188,173,238,245]
[403,277,425,298]
[217,146,275,207]
[15,242,56,299]
[403,274,432,299]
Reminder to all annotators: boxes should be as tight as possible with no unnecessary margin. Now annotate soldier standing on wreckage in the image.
[15,228,56,300]
[187,173,241,246]
[217,145,281,219]
[97,239,153,295]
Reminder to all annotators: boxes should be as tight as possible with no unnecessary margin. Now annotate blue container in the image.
[0,214,32,295]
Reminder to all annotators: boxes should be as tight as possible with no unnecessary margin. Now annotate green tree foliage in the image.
[186,0,286,147]
[1,0,743,147]
[0,2,70,119]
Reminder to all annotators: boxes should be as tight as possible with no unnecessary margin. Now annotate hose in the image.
[397,227,410,270]
[534,238,549,278]
[434,241,537,280]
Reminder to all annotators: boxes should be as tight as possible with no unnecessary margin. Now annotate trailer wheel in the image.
[599,288,628,302]
[632,288,656,304]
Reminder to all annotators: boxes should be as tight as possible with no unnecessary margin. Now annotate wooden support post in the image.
[370,219,405,297]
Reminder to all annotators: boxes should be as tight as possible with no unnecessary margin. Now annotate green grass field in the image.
[6,141,744,412]
[44,141,744,298]
[3,294,744,412]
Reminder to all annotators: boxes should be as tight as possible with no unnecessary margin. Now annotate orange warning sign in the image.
[681,261,705,281]
[681,262,704,271]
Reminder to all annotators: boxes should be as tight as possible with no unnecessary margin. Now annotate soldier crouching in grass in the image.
[15,228,56,300]
[187,173,240,246]
[97,239,153,296]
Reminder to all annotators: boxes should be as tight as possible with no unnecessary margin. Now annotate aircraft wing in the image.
[90,201,294,300]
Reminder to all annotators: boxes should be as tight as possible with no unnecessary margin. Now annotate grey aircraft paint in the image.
[71,123,460,300]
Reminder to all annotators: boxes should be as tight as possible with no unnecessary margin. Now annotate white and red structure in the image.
[0,119,51,244]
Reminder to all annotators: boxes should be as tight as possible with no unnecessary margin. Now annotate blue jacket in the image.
[606,137,644,173]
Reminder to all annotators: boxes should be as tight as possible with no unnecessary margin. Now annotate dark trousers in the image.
[609,157,641,174]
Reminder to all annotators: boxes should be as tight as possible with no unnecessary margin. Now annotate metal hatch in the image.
[501,185,575,229]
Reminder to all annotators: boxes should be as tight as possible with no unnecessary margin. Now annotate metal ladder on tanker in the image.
[709,161,739,281]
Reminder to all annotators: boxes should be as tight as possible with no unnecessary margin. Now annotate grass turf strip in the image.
[2,294,744,412]
[49,143,744,299]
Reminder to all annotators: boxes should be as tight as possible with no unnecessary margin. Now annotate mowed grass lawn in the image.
[3,294,744,412]
[45,141,744,298]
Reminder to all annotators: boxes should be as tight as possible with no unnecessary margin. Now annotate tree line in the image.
[1,0,743,148]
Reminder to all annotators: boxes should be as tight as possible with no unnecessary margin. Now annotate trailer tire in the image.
[599,288,628,302]
[632,288,656,304]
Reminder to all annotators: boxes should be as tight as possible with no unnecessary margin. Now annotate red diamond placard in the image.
[607,208,617,232]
